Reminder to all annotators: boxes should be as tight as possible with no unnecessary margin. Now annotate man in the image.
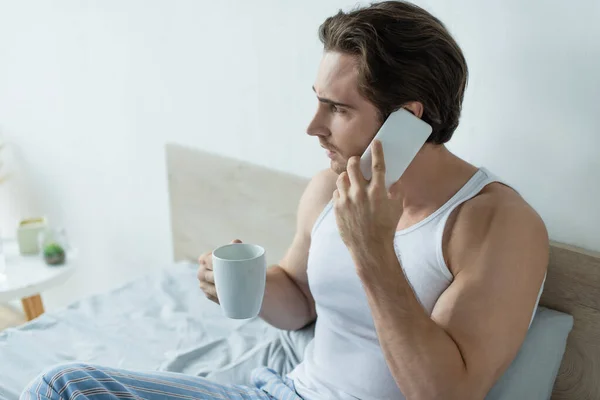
[22,1,547,400]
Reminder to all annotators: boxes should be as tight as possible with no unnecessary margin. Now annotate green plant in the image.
[43,242,66,265]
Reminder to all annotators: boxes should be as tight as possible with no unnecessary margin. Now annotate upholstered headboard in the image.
[166,143,600,400]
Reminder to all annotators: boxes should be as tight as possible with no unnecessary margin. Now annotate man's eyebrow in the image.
[312,86,354,109]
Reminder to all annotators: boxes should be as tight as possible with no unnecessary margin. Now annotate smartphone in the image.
[360,108,432,188]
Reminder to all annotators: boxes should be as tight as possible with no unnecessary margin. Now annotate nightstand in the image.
[0,239,76,321]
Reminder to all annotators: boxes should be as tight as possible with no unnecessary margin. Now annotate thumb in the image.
[231,239,243,244]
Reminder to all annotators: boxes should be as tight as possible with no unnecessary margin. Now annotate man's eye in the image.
[330,104,345,114]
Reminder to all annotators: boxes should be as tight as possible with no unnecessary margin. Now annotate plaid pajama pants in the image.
[20,363,302,400]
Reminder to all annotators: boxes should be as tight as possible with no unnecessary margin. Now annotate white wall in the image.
[0,0,598,307]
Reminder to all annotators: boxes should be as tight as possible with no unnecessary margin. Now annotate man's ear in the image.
[402,101,424,119]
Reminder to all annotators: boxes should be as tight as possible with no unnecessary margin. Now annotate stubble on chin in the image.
[331,158,348,175]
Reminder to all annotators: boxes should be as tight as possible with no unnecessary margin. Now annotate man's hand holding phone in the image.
[333,140,403,269]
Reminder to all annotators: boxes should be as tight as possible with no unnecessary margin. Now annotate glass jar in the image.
[38,227,70,266]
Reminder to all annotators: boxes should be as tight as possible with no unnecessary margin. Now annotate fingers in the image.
[198,252,212,271]
[336,172,350,200]
[197,260,213,281]
[200,281,217,298]
[204,269,214,284]
[371,140,386,187]
[197,253,213,284]
[200,281,219,303]
[206,294,219,304]
[197,240,241,305]
[197,261,219,303]
[346,156,366,188]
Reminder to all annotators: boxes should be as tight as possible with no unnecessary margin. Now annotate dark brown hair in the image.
[319,1,468,144]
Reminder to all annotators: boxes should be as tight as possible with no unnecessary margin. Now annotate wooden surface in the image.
[540,243,600,400]
[166,143,600,400]
[21,294,44,321]
[166,143,307,265]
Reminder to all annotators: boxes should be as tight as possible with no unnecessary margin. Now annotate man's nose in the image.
[306,112,330,137]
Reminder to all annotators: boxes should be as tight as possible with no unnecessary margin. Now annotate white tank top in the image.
[288,168,543,400]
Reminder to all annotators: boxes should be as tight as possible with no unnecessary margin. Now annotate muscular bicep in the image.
[430,199,548,393]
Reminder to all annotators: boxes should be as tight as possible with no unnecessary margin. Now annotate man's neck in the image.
[392,145,478,214]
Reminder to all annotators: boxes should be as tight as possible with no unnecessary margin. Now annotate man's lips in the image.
[321,145,336,159]
[326,150,335,159]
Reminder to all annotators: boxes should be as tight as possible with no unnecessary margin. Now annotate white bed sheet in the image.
[0,262,313,400]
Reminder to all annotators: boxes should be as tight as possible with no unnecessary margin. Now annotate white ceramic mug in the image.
[212,243,266,319]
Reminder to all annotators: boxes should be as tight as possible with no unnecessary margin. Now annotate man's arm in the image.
[357,189,548,399]
[259,169,337,331]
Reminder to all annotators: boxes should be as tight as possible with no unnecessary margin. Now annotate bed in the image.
[0,143,599,400]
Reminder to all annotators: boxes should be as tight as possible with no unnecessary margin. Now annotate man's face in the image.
[307,51,382,174]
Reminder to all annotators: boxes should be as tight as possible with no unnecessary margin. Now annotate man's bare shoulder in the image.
[305,168,338,203]
[466,183,546,233]
[445,183,549,274]
[297,169,338,233]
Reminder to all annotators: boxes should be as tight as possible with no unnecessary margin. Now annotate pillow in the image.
[486,306,573,400]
